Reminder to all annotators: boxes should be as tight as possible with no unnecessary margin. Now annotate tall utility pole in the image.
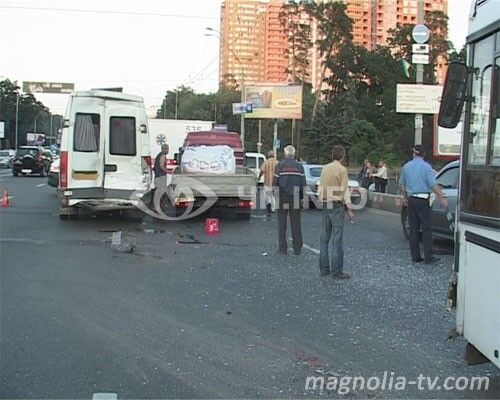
[240,67,245,146]
[205,27,245,145]
[15,94,19,150]
[415,0,424,145]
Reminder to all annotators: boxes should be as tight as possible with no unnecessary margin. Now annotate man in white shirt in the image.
[372,160,388,193]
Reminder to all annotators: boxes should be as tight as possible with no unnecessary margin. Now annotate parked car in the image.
[303,163,366,208]
[0,149,15,168]
[12,146,47,176]
[245,152,266,185]
[47,157,60,187]
[41,149,54,171]
[401,160,459,241]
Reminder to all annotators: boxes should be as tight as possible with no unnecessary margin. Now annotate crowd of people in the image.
[154,142,447,277]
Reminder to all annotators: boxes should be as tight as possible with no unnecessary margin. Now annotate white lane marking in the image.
[303,243,320,255]
[36,183,46,187]
[288,237,320,254]
[92,393,117,400]
[0,238,46,245]
[251,214,267,219]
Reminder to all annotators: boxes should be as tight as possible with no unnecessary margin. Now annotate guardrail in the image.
[366,191,404,214]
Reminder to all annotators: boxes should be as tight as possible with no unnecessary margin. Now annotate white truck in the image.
[148,119,213,160]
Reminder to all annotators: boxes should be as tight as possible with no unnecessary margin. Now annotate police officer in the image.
[399,145,448,264]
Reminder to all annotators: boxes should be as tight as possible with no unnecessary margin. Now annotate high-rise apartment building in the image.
[219,0,449,90]
[264,0,289,83]
[219,0,289,88]
[219,0,267,88]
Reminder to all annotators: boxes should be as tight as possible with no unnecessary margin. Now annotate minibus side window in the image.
[74,113,100,152]
[110,117,136,156]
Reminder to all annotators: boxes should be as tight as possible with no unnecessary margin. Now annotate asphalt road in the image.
[0,172,498,399]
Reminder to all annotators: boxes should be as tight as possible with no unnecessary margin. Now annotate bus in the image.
[439,0,499,368]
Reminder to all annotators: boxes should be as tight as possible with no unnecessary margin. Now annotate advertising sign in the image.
[396,84,443,114]
[26,132,46,145]
[232,103,254,115]
[244,85,302,119]
[22,81,74,94]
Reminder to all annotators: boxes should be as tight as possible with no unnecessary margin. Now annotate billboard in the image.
[26,133,46,145]
[22,81,74,94]
[244,85,302,119]
[396,84,443,114]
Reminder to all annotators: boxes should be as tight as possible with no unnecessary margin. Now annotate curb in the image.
[367,192,403,214]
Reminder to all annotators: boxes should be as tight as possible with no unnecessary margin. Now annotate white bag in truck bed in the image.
[181,145,236,174]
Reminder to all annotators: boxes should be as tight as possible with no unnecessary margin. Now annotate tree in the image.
[309,1,354,125]
[425,11,450,84]
[448,44,466,63]
[0,79,50,147]
[279,0,312,84]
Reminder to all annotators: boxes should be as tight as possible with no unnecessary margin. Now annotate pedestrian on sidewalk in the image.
[399,145,448,265]
[362,161,373,189]
[317,145,354,279]
[273,145,306,255]
[259,150,279,216]
[356,159,368,184]
[372,160,388,193]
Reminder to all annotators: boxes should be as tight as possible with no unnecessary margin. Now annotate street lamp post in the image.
[15,93,19,150]
[206,27,245,146]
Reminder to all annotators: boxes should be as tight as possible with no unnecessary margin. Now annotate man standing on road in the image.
[154,144,169,179]
[259,150,279,216]
[399,145,448,265]
[317,145,354,279]
[273,145,306,255]
[152,144,170,210]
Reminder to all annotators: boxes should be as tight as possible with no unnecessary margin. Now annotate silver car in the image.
[0,150,15,169]
[303,163,366,208]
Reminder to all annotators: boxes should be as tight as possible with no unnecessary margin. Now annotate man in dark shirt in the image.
[273,145,306,255]
[154,144,169,179]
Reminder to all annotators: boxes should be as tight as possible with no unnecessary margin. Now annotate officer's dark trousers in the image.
[277,197,302,254]
[408,196,433,262]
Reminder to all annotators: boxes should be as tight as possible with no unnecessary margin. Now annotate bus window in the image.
[468,36,494,165]
[491,57,500,165]
[462,34,500,218]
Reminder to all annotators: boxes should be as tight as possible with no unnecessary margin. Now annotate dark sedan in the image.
[401,160,459,241]
[12,146,47,177]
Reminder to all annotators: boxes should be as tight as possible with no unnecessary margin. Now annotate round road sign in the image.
[412,24,430,44]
